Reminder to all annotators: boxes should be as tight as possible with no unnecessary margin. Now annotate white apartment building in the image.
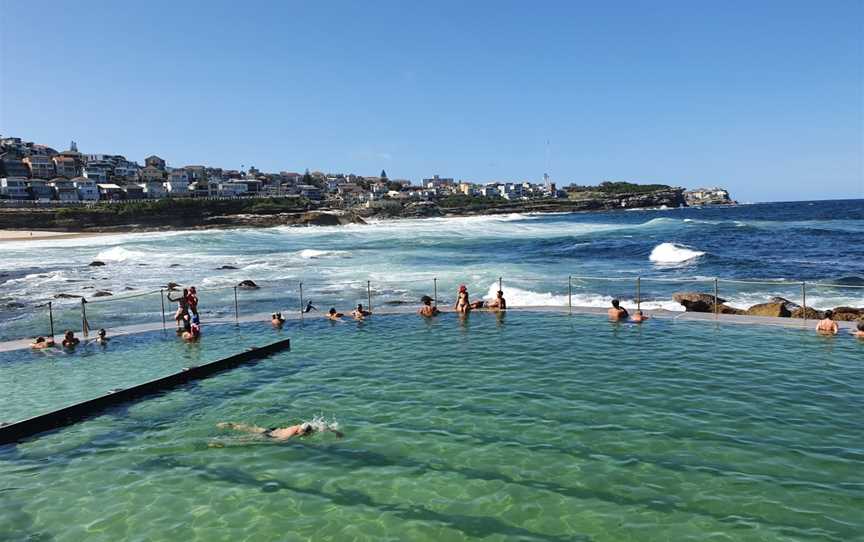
[72,177,100,201]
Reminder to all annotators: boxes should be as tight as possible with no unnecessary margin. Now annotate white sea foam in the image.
[298,249,351,259]
[480,282,684,311]
[649,243,705,264]
[96,246,148,262]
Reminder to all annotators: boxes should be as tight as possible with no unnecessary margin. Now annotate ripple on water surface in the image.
[1,312,862,541]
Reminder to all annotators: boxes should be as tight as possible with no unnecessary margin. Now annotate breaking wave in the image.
[649,243,705,264]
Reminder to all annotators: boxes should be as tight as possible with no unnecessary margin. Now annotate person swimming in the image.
[94,328,109,344]
[816,310,839,335]
[61,330,80,349]
[419,295,440,317]
[608,299,629,321]
[304,301,318,313]
[271,312,285,327]
[327,308,344,321]
[854,320,864,339]
[631,310,649,323]
[352,304,371,319]
[31,336,55,349]
[217,421,343,441]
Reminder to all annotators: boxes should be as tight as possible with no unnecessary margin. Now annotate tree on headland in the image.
[380,169,388,179]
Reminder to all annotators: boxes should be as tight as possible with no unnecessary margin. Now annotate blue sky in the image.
[1,0,861,202]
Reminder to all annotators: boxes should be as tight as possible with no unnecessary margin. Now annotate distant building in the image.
[23,155,56,179]
[0,177,29,199]
[1,154,31,178]
[53,153,83,178]
[83,158,113,182]
[218,181,248,197]
[48,178,80,202]
[297,184,322,201]
[422,175,455,189]
[139,180,167,199]
[166,169,190,195]
[27,179,55,201]
[97,183,124,200]
[139,166,165,183]
[123,185,145,199]
[72,177,99,201]
[145,155,166,170]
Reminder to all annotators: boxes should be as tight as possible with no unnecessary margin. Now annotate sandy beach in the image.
[0,230,105,242]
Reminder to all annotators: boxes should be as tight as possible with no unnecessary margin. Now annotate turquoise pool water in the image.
[1,312,862,541]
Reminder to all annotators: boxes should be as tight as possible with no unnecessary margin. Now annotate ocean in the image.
[1,199,862,342]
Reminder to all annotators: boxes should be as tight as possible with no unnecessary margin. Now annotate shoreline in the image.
[0,230,110,242]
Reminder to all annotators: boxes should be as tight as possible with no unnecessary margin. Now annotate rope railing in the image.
[6,273,863,346]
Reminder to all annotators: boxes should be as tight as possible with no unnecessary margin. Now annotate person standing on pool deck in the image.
[167,288,190,329]
[608,299,629,321]
[217,421,343,440]
[487,290,507,310]
[816,310,839,335]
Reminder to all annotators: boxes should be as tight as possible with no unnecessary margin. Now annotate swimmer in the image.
[271,312,285,327]
[487,290,507,310]
[31,336,55,349]
[61,330,80,349]
[631,310,649,323]
[94,328,109,345]
[182,316,201,342]
[419,295,440,317]
[608,299,629,321]
[304,301,318,313]
[217,421,343,441]
[352,304,371,320]
[854,321,864,339]
[816,310,839,335]
[327,308,344,321]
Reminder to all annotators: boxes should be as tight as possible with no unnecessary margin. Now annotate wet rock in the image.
[769,296,801,311]
[745,302,791,318]
[124,287,135,290]
[717,305,746,315]
[88,261,106,267]
[831,307,864,321]
[169,264,181,268]
[237,279,259,289]
[218,265,239,270]
[5,301,26,309]
[673,292,727,312]
[790,307,824,319]
[92,291,113,297]
[54,293,83,299]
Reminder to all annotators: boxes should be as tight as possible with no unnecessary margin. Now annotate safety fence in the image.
[5,274,863,346]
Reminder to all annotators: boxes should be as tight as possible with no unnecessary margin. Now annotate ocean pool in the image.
[1,312,862,541]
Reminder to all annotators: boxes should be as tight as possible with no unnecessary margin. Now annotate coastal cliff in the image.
[0,187,689,232]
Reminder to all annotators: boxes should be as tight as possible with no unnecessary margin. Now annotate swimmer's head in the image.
[97,328,106,337]
[329,308,337,315]
[635,310,643,316]
[611,299,620,308]
[857,320,864,331]
[300,422,313,435]
[497,290,504,297]
[824,310,833,319]
[459,284,467,293]
[421,295,433,305]
[35,336,45,343]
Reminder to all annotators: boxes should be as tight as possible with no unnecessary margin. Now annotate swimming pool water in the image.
[1,312,862,541]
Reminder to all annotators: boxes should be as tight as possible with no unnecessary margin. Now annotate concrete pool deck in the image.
[1,305,859,353]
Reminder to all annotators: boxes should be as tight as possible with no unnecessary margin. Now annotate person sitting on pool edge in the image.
[327,308,344,321]
[31,336,55,349]
[217,421,343,441]
[631,310,649,323]
[62,330,80,349]
[607,299,629,321]
[271,312,285,327]
[352,304,371,319]
[419,295,440,317]
[816,310,839,335]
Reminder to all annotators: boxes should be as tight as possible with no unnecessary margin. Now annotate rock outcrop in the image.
[831,307,864,321]
[237,280,259,290]
[745,302,792,318]
[790,307,824,319]
[88,261,106,267]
